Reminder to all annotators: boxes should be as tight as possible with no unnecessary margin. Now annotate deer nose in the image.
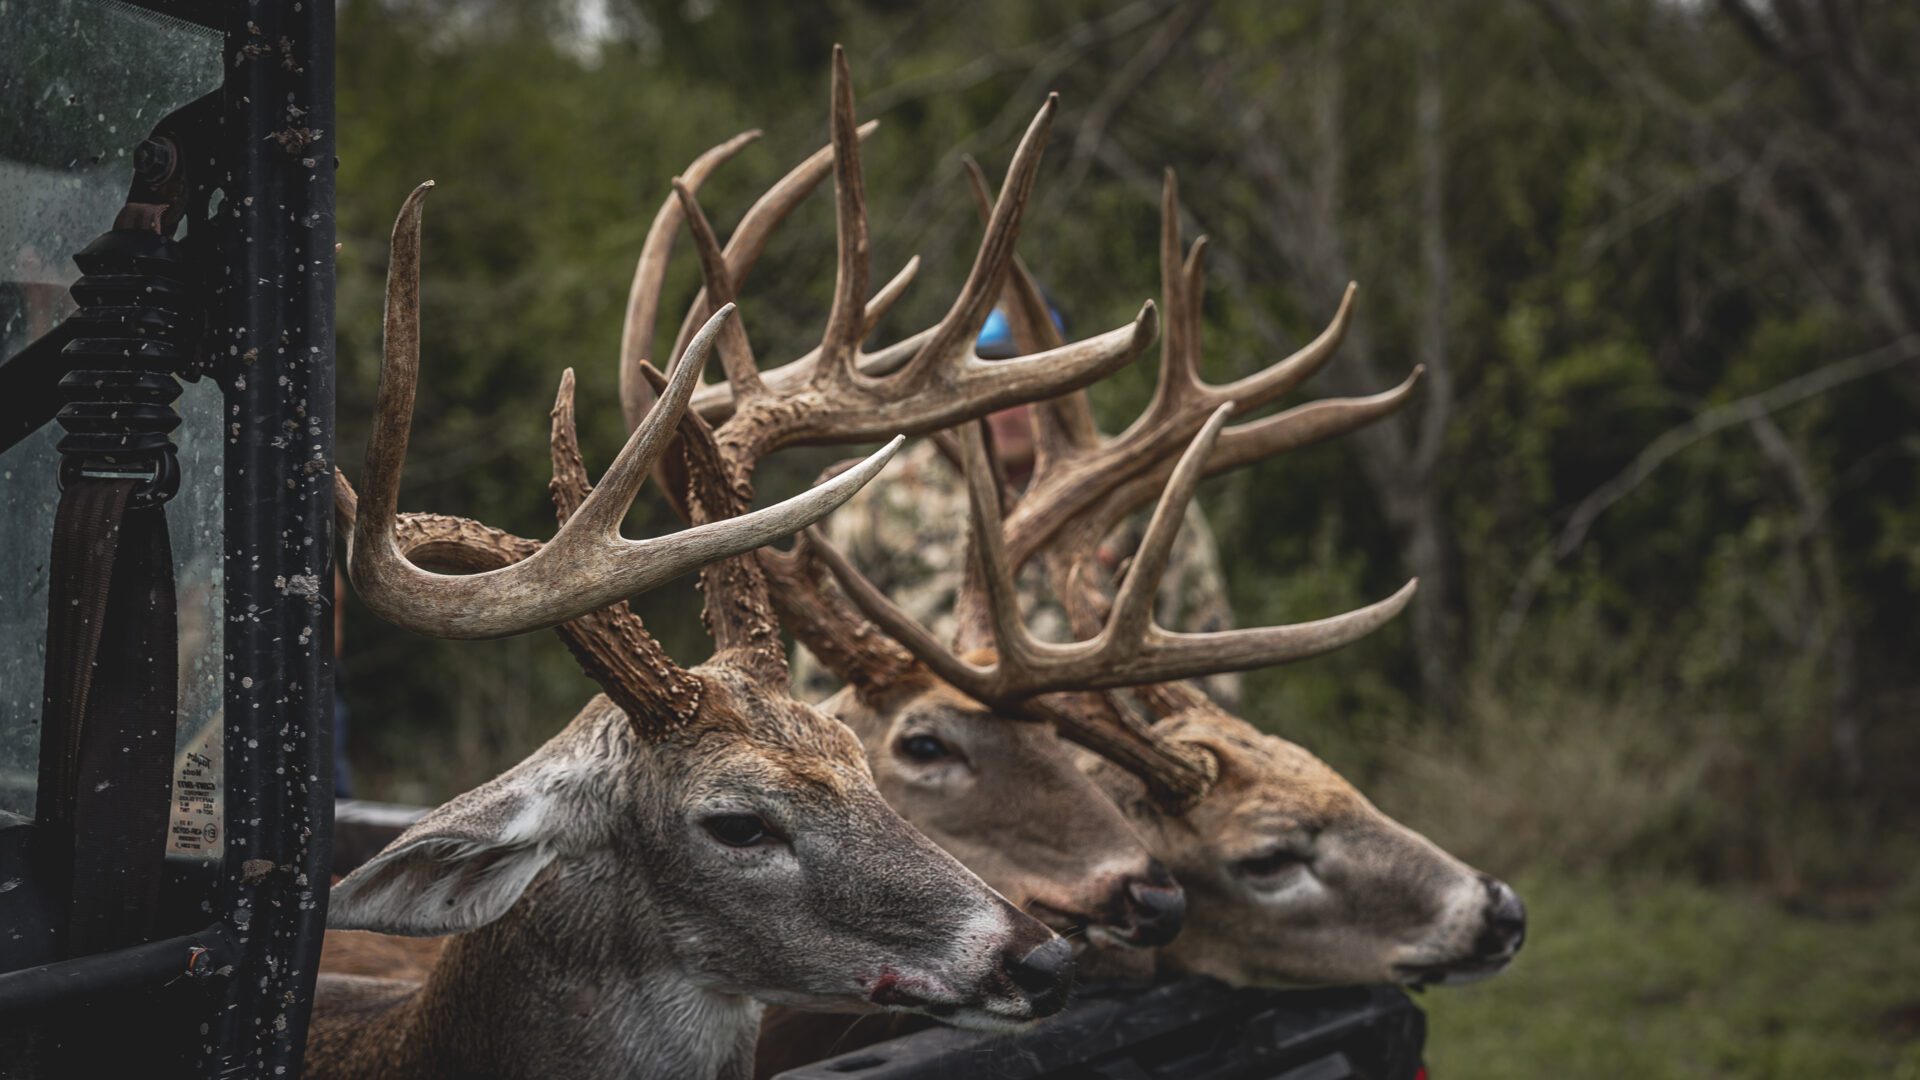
[1001,936,1074,1017]
[1480,877,1527,956]
[1120,860,1186,947]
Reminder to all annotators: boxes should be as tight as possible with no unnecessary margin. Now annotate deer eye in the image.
[897,734,951,762]
[1234,849,1307,882]
[702,813,772,848]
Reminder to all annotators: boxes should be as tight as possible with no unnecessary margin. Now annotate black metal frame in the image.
[0,1,336,1074]
[206,4,337,1074]
[0,923,238,1016]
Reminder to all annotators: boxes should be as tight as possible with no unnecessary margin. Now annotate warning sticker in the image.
[167,729,223,860]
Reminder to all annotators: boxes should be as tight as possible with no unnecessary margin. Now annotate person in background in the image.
[790,302,1242,707]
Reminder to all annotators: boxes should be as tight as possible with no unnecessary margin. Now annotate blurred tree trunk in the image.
[1747,415,1862,785]
[1532,0,1918,776]
[1293,3,1464,721]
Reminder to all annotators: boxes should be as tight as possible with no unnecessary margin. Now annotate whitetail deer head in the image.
[309,121,1136,1069]
[762,543,1185,952]
[813,168,1525,990]
[1078,684,1523,988]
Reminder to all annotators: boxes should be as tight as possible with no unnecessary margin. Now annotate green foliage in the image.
[328,2,1920,1068]
[334,0,1918,845]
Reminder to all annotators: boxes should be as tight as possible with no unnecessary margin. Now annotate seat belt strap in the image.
[35,476,178,955]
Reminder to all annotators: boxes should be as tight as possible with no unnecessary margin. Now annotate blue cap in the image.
[978,308,1014,353]
[976,301,1067,359]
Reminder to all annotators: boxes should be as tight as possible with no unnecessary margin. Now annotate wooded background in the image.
[331,2,1920,1073]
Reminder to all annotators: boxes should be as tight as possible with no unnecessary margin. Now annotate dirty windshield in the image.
[0,1,223,848]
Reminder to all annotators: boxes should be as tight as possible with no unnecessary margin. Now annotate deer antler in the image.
[607,46,1161,659]
[343,181,903,641]
[998,169,1422,574]
[760,527,926,695]
[604,50,1220,801]
[814,413,1415,700]
[765,464,1217,806]
[334,364,710,731]
[625,46,1159,461]
[810,165,1421,805]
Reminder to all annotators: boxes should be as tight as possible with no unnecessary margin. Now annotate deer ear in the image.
[327,767,572,937]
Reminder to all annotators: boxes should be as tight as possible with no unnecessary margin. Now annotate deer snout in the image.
[1476,877,1527,960]
[1118,860,1186,948]
[999,936,1074,1018]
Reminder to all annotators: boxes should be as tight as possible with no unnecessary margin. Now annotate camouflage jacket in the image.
[792,439,1242,707]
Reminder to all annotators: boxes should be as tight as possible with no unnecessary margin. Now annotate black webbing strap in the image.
[34,477,178,956]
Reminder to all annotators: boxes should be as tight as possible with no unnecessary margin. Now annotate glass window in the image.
[0,1,224,854]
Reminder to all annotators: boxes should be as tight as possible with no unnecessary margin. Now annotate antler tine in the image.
[959,154,992,220]
[1132,170,1358,430]
[348,189,898,640]
[815,43,872,387]
[959,154,1100,467]
[956,419,1035,672]
[1149,168,1196,420]
[665,120,881,377]
[563,304,725,541]
[351,180,436,597]
[1119,580,1421,686]
[620,130,760,432]
[672,179,762,398]
[548,367,706,727]
[1063,367,1426,557]
[895,94,1058,392]
[689,257,921,424]
[1212,281,1358,411]
[861,255,918,336]
[549,367,592,522]
[1106,403,1232,647]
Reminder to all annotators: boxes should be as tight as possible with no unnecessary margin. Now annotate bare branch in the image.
[1492,334,1920,666]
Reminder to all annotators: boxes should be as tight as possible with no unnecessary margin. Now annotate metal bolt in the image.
[133,137,178,187]
[186,945,214,977]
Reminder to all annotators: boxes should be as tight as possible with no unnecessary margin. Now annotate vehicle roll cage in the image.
[0,2,336,1074]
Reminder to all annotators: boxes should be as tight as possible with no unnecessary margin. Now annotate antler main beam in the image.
[345,183,902,640]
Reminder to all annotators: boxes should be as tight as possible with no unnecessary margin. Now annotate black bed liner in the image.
[771,976,1424,1080]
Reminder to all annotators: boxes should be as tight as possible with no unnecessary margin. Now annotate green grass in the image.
[1420,870,1920,1078]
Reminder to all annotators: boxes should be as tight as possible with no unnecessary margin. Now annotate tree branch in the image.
[1491,334,1920,668]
